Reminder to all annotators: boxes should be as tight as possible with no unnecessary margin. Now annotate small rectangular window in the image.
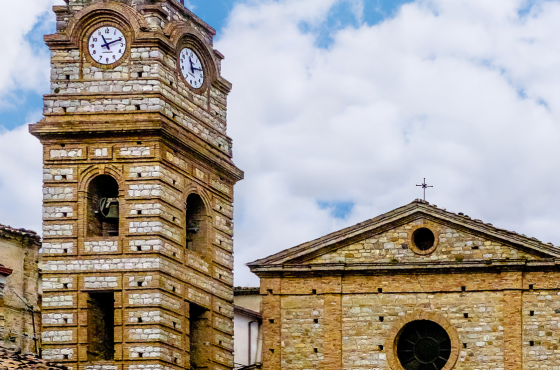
[378,345,384,351]
[378,288,383,293]
[269,319,274,324]
[530,311,535,316]
[464,313,469,318]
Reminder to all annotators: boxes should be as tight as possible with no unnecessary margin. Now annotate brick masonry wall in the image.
[33,1,244,370]
[312,218,538,264]
[259,269,560,370]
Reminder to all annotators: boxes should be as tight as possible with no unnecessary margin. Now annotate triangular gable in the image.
[248,200,560,269]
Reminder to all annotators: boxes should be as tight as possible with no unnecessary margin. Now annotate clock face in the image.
[88,26,127,65]
[179,48,204,89]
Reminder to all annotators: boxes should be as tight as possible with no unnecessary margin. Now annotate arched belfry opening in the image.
[87,175,119,237]
[185,193,208,254]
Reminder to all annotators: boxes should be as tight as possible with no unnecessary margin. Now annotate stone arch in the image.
[385,309,461,370]
[79,166,123,238]
[65,2,148,45]
[184,187,213,256]
[164,22,219,88]
[79,165,123,193]
[85,174,120,237]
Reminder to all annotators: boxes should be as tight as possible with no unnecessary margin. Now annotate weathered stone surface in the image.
[30,1,243,369]
[250,201,560,370]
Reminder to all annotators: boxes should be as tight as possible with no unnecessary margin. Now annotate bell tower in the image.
[30,1,243,370]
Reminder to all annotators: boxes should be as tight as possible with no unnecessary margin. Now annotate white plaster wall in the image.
[233,312,261,366]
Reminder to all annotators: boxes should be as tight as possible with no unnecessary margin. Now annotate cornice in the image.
[41,90,231,148]
[29,118,244,182]
[251,258,560,278]
[234,305,262,320]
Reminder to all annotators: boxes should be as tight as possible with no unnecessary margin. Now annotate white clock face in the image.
[179,48,204,89]
[88,26,127,65]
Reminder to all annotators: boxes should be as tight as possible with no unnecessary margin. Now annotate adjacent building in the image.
[0,224,42,354]
[233,288,262,369]
[30,1,242,369]
[248,199,560,370]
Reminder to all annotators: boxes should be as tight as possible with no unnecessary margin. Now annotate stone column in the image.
[261,278,281,370]
[323,293,342,370]
[503,289,522,370]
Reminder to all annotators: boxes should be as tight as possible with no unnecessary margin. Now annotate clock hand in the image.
[104,37,123,47]
[192,67,203,72]
[101,35,111,51]
[188,57,195,74]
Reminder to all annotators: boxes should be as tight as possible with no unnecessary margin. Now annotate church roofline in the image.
[247,199,560,268]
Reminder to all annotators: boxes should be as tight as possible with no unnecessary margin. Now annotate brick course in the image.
[249,200,560,369]
[30,1,243,370]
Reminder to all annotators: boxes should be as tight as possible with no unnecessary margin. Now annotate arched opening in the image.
[185,193,207,254]
[87,175,119,237]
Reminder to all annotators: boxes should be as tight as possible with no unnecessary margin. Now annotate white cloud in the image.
[0,124,43,233]
[217,0,560,285]
[0,0,63,109]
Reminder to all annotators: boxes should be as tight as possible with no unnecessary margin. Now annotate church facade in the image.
[248,199,560,370]
[30,1,242,370]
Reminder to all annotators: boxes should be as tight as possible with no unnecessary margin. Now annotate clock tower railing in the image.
[30,1,243,370]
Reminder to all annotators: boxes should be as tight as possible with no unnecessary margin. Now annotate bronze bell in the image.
[99,197,119,219]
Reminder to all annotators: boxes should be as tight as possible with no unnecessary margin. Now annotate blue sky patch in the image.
[318,201,355,219]
[0,0,415,130]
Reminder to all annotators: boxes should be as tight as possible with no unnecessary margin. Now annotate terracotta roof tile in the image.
[0,224,40,244]
[0,346,66,370]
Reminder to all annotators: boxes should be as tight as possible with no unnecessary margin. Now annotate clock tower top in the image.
[35,0,241,177]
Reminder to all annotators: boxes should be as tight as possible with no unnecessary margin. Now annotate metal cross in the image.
[416,178,433,201]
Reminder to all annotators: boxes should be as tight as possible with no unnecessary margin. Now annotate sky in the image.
[2,0,560,286]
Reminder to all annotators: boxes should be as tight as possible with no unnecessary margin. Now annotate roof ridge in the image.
[247,200,560,267]
[0,223,41,243]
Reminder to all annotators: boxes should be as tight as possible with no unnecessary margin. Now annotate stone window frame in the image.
[408,223,439,256]
[385,310,461,370]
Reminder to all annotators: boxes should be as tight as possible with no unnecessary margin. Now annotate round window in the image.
[396,320,451,370]
[412,228,435,251]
